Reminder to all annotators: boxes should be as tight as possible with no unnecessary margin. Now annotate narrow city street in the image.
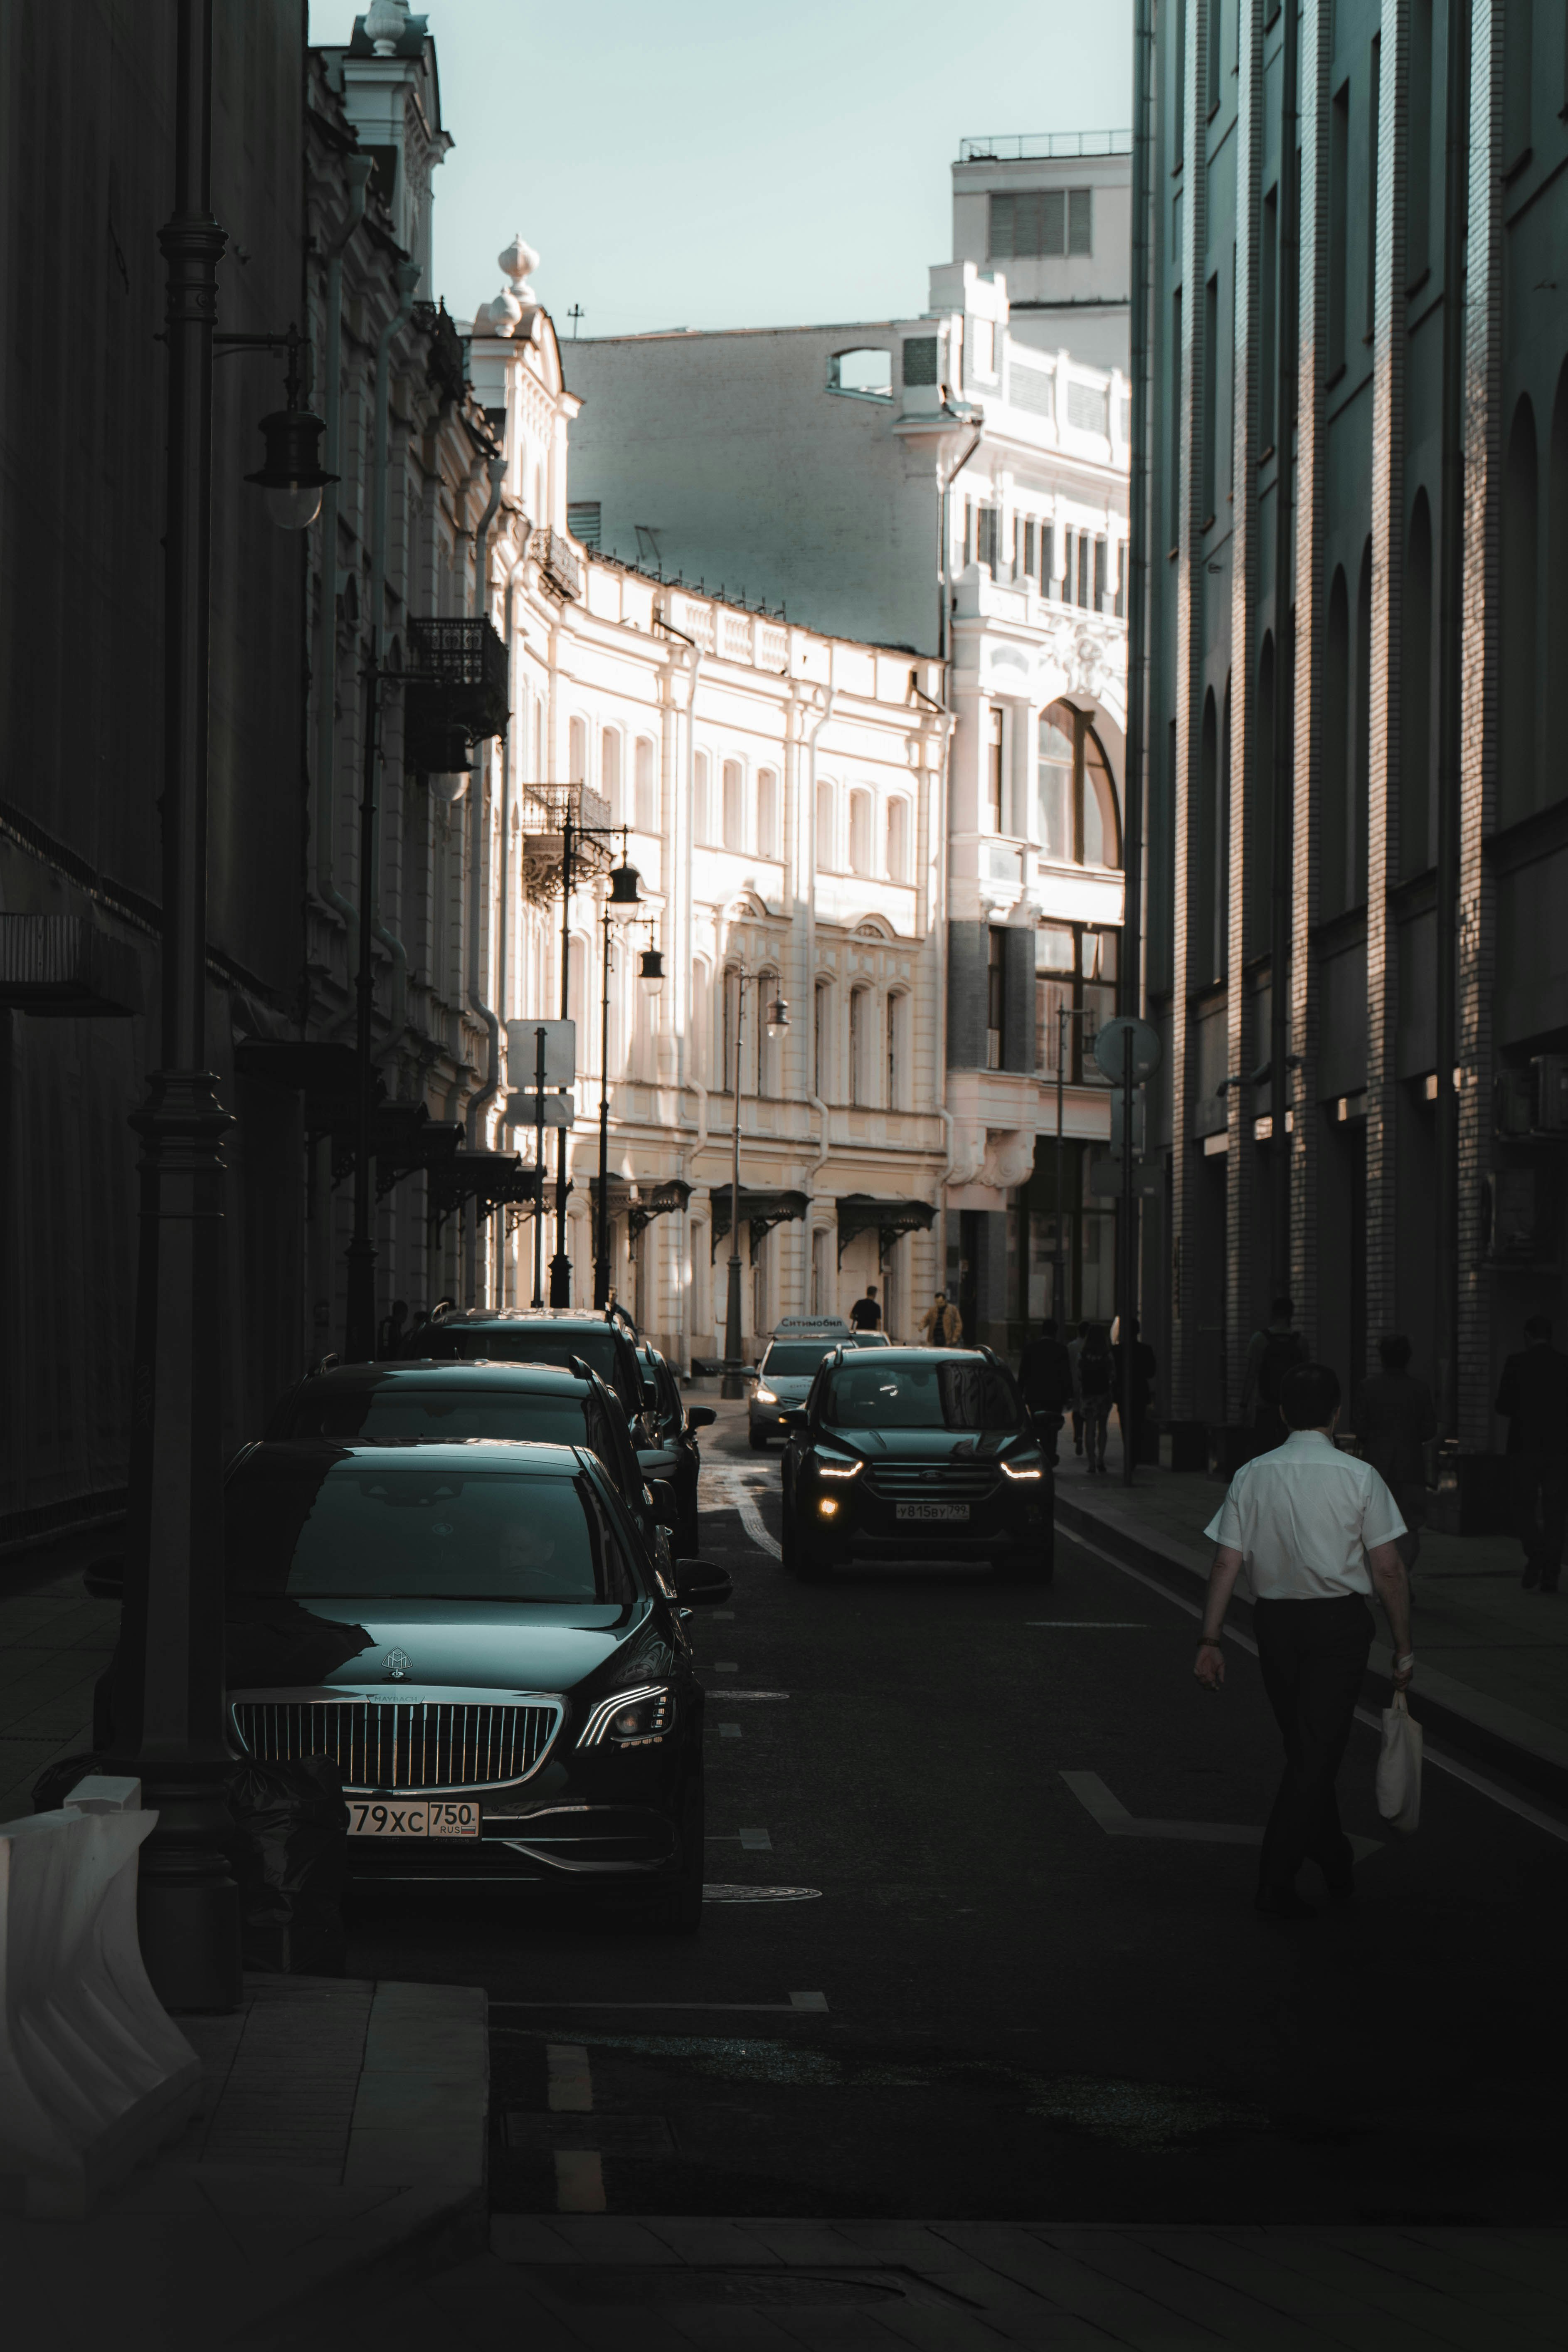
[344,1402,1568,2230]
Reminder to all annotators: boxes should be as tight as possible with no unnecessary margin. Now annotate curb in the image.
[1055,1489,1568,1813]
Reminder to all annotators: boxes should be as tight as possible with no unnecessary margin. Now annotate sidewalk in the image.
[1055,1432,1568,1802]
[0,1974,488,2352]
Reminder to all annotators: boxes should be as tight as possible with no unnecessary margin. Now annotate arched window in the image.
[848,986,871,1105]
[826,347,893,399]
[722,759,745,850]
[1036,701,1121,868]
[568,715,587,787]
[816,779,836,869]
[1501,395,1540,827]
[887,989,910,1108]
[719,966,739,1092]
[601,728,621,821]
[634,737,656,832]
[694,751,713,843]
[848,789,874,876]
[886,796,910,882]
[757,969,781,1096]
[813,980,832,1096]
[756,768,780,858]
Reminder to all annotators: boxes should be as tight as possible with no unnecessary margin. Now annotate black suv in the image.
[419,1309,653,1441]
[780,1346,1051,1583]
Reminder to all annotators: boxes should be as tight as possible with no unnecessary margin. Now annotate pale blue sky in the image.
[308,1,1132,338]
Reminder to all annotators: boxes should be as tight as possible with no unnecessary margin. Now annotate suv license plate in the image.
[348,1800,479,1839]
[896,1501,970,1523]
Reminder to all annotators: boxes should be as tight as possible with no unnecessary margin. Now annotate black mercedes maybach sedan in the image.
[222,1437,729,1928]
[779,1346,1052,1582]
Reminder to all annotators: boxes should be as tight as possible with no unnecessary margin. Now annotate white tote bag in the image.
[1376,1689,1423,1834]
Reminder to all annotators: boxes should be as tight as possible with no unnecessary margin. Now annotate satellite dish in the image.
[1093,1015,1162,1085]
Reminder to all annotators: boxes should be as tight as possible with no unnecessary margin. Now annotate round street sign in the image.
[1093,1015,1162,1085]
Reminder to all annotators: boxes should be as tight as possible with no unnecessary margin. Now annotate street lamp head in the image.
[606,858,642,911]
[639,946,666,996]
[765,996,789,1037]
[245,403,336,530]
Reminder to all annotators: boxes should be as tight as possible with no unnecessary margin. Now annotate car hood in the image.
[226,1594,660,1697]
[818,1427,1027,1462]
[758,1375,814,1401]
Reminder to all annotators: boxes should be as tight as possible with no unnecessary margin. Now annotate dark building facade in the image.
[1143,0,1568,1451]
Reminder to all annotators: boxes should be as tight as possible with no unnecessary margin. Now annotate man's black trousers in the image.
[1252,1594,1374,1894]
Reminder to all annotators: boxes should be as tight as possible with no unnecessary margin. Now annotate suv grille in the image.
[865,1463,998,1501]
[231,1698,562,1793]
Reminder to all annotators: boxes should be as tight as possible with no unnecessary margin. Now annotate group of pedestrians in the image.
[1015,1315,1155,1473]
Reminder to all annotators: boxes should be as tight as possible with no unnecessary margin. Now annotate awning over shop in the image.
[588,1176,693,1239]
[709,1186,810,1261]
[428,1151,541,1240]
[835,1193,937,1265]
[234,1040,466,1195]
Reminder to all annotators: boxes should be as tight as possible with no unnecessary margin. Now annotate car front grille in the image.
[230,1696,563,1793]
[865,1463,999,1501]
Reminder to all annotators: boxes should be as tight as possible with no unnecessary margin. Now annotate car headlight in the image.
[816,1457,862,1479]
[755,1386,778,1404]
[1001,1455,1044,1481]
[577,1684,674,1748]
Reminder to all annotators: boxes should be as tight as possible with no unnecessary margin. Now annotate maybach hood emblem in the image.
[384,1649,411,1681]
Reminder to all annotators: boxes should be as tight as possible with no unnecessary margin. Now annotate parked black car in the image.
[164,1439,725,1928]
[264,1360,680,1578]
[417,1309,653,1442]
[779,1347,1051,1582]
[635,1341,715,1557]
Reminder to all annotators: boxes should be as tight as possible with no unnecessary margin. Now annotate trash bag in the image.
[226,1753,351,1975]
[1375,1689,1423,1834]
[30,1752,106,1813]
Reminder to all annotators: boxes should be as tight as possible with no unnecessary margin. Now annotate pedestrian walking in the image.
[1017,1317,1074,1464]
[404,1306,431,1354]
[1242,1296,1309,1452]
[1193,1359,1413,1919]
[1077,1324,1115,1472]
[920,1291,963,1346]
[1112,1314,1157,1469]
[1067,1318,1090,1457]
[850,1284,883,1332]
[1353,1334,1437,1570]
[1495,1314,1568,1592]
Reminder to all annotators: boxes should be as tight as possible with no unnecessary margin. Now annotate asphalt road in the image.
[345,1400,1568,2225]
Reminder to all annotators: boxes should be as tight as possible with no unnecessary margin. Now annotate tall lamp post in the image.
[720,971,788,1398]
[589,864,652,1309]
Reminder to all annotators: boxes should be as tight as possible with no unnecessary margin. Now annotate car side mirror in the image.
[84,1558,124,1601]
[637,1446,682,1481]
[781,1407,809,1431]
[676,1561,733,1607]
[686,1405,716,1430]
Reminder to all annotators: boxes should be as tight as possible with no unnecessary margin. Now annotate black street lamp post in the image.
[720,974,787,1398]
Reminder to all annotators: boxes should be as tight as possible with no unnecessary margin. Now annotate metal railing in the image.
[959,130,1132,162]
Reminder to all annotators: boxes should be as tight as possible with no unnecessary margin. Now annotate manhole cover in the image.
[702,1883,822,1903]
[524,2266,902,2307]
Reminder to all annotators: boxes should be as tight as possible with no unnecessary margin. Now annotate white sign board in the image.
[503,1090,574,1129]
[505,1018,576,1089]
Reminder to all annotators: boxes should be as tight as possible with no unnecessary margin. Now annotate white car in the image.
[747,1317,887,1449]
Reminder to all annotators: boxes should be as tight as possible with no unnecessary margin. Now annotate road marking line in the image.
[709,1609,735,1618]
[739,1826,772,1850]
[700,1467,782,1557]
[492,1992,829,2014]
[713,1660,739,1670]
[554,2150,605,2212]
[1026,1620,1150,1628]
[717,1690,789,1700]
[1060,1768,1381,1859]
[546,2043,593,2113]
[719,1723,741,1738]
[1063,1524,1568,1846]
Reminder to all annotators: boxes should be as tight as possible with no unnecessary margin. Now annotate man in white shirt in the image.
[1194,1359,1415,1919]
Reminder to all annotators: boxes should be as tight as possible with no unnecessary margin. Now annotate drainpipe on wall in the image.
[465,451,509,1152]
[492,524,534,1301]
[313,154,372,936]
[367,259,422,1044]
[664,619,702,1373]
[937,427,984,664]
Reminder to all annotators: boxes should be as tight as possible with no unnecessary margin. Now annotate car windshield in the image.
[226,1455,637,1603]
[764,1343,847,1377]
[279,1388,593,1449]
[823,1359,1025,1432]
[426,1325,631,1403]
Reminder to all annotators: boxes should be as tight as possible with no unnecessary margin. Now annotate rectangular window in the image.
[986,929,1006,1071]
[1408,0,1432,283]
[976,505,998,572]
[987,709,1005,830]
[1201,271,1218,521]
[1504,0,1533,174]
[1366,35,1380,340]
[1170,286,1183,545]
[1094,537,1107,609]
[1023,518,1035,576]
[902,335,939,386]
[814,983,829,1096]
[1260,185,1278,448]
[1174,0,1188,168]
[1207,0,1224,115]
[1067,188,1092,256]
[1328,80,1350,376]
[1039,523,1055,587]
[988,188,1084,259]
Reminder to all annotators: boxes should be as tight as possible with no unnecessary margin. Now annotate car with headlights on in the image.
[748,1316,859,1450]
[264,1358,681,1578]
[211,1439,730,1928]
[634,1341,714,1556]
[779,1346,1051,1581]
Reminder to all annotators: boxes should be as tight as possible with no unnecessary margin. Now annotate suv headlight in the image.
[816,1457,862,1479]
[1001,1455,1044,1481]
[755,1385,778,1404]
[577,1685,674,1748]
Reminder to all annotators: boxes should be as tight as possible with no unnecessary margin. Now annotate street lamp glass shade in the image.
[765,996,789,1037]
[639,946,665,995]
[245,405,337,532]
[607,860,642,910]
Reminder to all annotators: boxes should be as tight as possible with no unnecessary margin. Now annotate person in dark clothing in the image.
[1077,1326,1116,1472]
[1353,1333,1437,1570]
[1067,1318,1091,1456]
[1243,1296,1309,1452]
[376,1299,408,1360]
[1112,1314,1157,1468]
[1018,1317,1075,1463]
[849,1285,883,1331]
[1496,1314,1568,1591]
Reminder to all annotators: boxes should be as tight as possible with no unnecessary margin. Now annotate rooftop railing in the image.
[958,130,1132,162]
